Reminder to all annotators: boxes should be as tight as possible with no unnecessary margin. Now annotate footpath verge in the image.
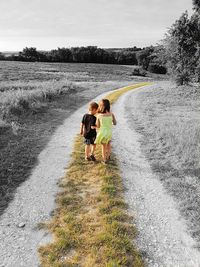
[38,82,151,267]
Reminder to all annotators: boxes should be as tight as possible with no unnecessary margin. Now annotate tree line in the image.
[1,46,139,65]
[0,46,167,74]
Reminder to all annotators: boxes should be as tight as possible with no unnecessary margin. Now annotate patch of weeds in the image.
[104,210,128,223]
[101,184,117,197]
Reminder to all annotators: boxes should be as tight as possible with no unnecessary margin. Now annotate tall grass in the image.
[131,83,200,177]
[130,82,200,242]
[0,79,79,119]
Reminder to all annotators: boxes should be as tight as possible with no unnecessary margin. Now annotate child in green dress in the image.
[94,99,117,163]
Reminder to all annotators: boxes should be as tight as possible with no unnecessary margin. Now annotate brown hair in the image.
[98,99,110,114]
[89,102,98,111]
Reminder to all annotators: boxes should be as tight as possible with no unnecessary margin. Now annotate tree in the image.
[163,0,200,84]
[0,52,5,60]
[57,48,72,62]
[146,45,167,74]
[19,47,40,61]
[136,46,154,70]
[192,0,200,81]
[164,12,198,85]
[193,0,200,11]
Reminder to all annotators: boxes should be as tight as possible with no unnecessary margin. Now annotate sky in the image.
[0,0,193,51]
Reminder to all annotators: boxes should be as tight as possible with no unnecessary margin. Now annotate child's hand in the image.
[80,123,84,136]
[91,126,96,129]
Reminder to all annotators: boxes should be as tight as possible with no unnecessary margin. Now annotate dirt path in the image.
[0,88,119,267]
[112,85,200,267]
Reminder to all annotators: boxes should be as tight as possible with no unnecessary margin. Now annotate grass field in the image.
[0,61,150,120]
[129,82,200,243]
[0,61,154,84]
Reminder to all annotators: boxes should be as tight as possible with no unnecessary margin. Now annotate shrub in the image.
[131,68,146,76]
[148,64,167,74]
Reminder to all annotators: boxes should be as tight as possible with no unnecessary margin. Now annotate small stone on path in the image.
[18,223,25,228]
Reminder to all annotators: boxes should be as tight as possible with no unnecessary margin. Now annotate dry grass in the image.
[0,61,150,120]
[107,82,152,104]
[38,83,151,267]
[39,138,143,267]
[0,79,79,119]
[131,83,200,177]
[129,82,200,242]
[0,61,141,83]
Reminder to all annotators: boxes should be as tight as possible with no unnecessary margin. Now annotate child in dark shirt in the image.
[80,102,99,161]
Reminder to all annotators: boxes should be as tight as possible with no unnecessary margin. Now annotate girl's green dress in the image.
[95,115,113,144]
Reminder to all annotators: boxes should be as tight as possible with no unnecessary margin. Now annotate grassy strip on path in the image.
[38,82,152,267]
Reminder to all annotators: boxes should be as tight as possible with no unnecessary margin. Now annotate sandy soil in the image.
[112,84,200,267]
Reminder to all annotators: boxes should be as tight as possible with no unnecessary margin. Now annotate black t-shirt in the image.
[82,113,96,139]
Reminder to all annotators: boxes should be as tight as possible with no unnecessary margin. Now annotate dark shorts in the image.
[84,136,96,145]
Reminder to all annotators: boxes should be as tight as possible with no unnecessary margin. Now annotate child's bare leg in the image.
[101,144,107,162]
[107,142,111,159]
[90,144,96,161]
[91,144,96,155]
[85,145,90,159]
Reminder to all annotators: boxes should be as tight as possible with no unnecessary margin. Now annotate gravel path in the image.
[112,85,200,267]
[0,89,116,267]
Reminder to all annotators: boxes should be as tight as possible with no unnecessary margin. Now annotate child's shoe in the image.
[85,157,91,161]
[90,154,96,161]
[107,156,111,161]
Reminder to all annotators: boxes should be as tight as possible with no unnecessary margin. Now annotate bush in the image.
[131,68,146,76]
[148,64,167,74]
[195,59,200,82]
[174,71,191,86]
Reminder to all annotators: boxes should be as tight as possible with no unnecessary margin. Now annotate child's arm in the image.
[91,125,97,129]
[91,115,100,129]
[96,117,100,128]
[80,123,84,135]
[112,113,117,125]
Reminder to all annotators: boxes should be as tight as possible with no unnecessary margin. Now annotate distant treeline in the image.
[0,46,139,64]
[0,46,167,74]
